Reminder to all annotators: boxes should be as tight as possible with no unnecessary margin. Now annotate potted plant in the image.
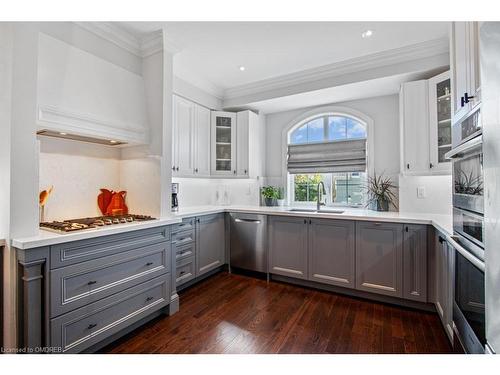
[276,187,285,207]
[261,186,279,207]
[365,173,398,212]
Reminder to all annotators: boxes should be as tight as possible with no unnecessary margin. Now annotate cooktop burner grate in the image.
[40,214,156,233]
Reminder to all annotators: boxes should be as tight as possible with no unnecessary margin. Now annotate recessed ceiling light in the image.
[59,132,67,136]
[109,140,118,144]
[361,30,373,39]
[239,66,246,71]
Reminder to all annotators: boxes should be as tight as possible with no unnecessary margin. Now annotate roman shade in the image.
[287,139,367,174]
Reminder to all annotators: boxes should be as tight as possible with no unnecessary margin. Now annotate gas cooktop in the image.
[40,214,156,234]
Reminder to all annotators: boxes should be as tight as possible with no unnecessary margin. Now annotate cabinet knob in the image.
[233,170,236,174]
[195,168,198,173]
[430,163,434,169]
[439,236,445,244]
[146,296,154,302]
[179,271,186,276]
[303,219,307,224]
[87,280,97,286]
[172,166,176,171]
[407,163,410,170]
[176,167,179,171]
[145,262,153,266]
[87,323,97,330]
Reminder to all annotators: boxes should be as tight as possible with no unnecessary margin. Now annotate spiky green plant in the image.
[364,173,398,210]
[455,170,483,195]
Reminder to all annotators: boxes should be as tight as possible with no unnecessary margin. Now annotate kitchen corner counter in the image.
[12,206,453,250]
[12,217,182,250]
[171,205,453,236]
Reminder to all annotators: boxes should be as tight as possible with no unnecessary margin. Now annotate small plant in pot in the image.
[261,186,279,207]
[364,173,398,212]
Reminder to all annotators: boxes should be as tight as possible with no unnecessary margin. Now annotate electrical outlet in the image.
[417,186,426,199]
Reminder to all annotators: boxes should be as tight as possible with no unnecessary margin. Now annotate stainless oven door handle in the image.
[447,235,485,272]
[445,135,482,159]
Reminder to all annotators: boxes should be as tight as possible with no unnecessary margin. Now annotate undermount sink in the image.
[286,208,345,214]
[287,208,317,213]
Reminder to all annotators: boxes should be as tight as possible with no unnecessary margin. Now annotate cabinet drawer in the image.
[171,218,195,234]
[172,229,195,246]
[175,242,195,262]
[50,226,170,269]
[51,275,170,353]
[50,242,170,317]
[176,256,196,287]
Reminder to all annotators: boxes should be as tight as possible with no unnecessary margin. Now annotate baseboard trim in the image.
[271,274,436,312]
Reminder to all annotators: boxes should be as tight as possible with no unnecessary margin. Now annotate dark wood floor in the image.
[102,272,452,354]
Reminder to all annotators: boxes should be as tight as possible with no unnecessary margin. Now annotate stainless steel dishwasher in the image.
[229,212,267,273]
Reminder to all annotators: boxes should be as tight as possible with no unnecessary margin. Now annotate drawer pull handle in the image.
[87,323,97,330]
[87,280,97,286]
[145,262,154,266]
[146,296,154,302]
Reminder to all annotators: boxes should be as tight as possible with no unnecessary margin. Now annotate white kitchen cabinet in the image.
[400,71,452,175]
[194,105,211,177]
[236,110,261,178]
[450,22,481,124]
[172,95,195,176]
[211,111,237,176]
[400,80,430,175]
[172,95,212,177]
[428,71,452,172]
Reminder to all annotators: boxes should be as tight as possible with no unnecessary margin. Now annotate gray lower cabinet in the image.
[435,232,454,341]
[355,221,404,298]
[196,213,225,276]
[403,224,428,302]
[51,275,170,353]
[269,216,308,279]
[308,219,355,288]
[16,226,174,352]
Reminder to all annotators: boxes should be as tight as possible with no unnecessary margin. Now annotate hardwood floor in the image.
[102,272,452,354]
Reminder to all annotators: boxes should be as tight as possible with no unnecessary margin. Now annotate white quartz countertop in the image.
[12,205,453,250]
[171,205,453,235]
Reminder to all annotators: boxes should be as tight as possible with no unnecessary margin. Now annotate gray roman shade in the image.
[287,139,367,174]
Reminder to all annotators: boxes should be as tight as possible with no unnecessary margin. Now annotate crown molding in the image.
[75,22,179,58]
[223,38,450,101]
[75,22,141,56]
[175,67,225,99]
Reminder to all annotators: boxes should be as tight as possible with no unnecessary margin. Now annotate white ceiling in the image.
[119,22,449,93]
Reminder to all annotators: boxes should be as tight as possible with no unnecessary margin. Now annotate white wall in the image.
[265,95,400,181]
[38,137,122,220]
[172,177,261,207]
[398,174,452,215]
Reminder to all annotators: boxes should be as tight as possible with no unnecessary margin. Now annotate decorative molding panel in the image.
[37,105,148,144]
[223,38,450,101]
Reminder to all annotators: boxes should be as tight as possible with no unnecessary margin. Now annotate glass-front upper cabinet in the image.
[429,70,452,173]
[211,111,237,176]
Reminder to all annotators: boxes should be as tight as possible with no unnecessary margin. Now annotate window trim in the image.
[281,105,375,207]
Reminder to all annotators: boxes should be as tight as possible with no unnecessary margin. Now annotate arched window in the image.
[287,114,368,207]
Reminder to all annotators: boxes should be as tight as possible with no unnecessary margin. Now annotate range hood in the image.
[37,129,127,146]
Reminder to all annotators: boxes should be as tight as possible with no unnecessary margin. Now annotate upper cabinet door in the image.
[236,111,249,177]
[400,80,430,175]
[451,22,470,122]
[194,105,211,177]
[467,22,481,108]
[211,111,237,176]
[451,22,481,124]
[428,71,452,173]
[173,95,195,176]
